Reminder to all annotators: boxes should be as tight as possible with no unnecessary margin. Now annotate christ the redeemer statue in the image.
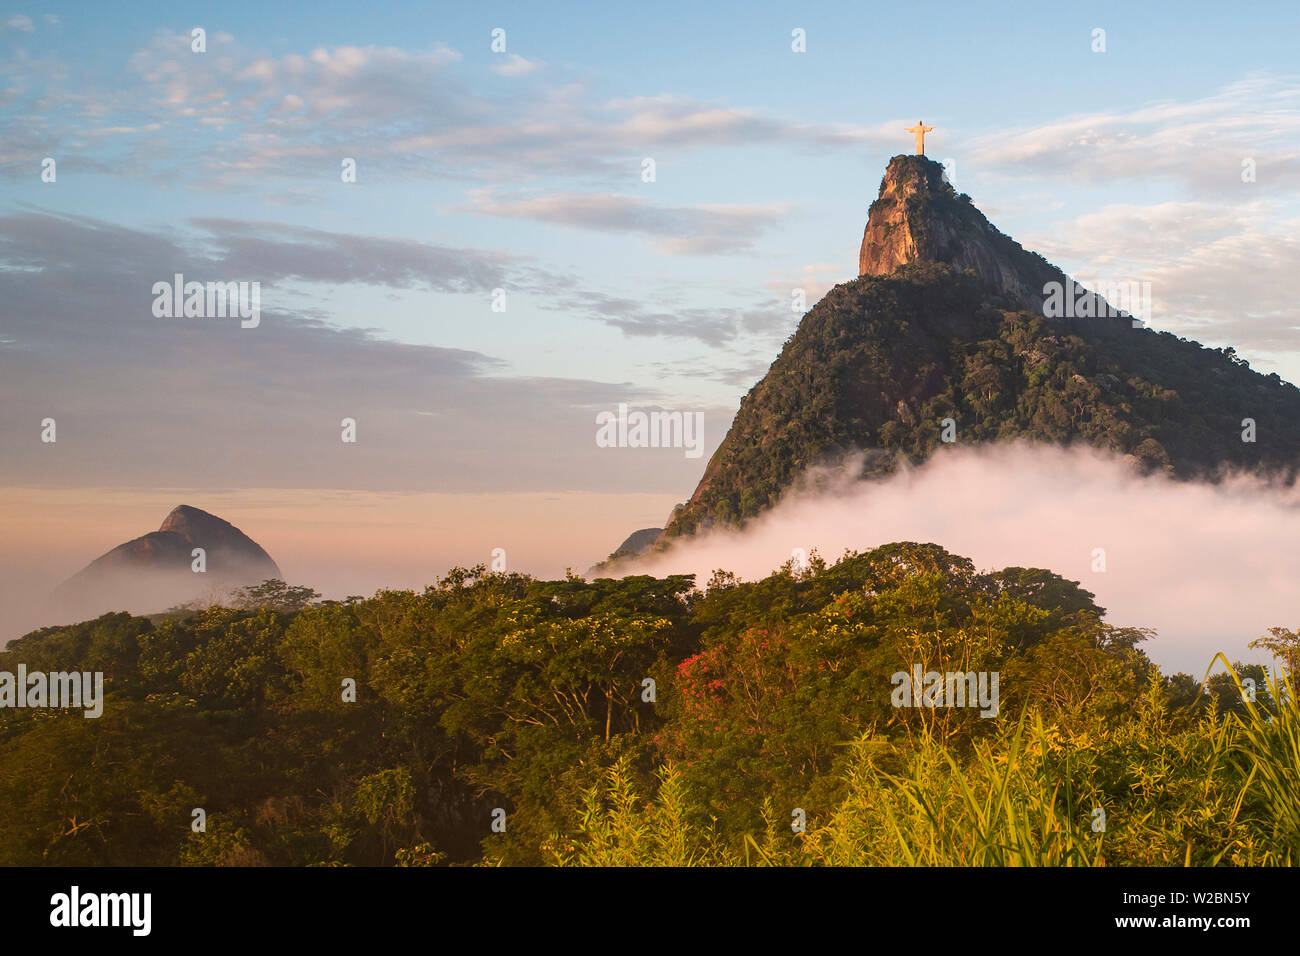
[906,121,934,155]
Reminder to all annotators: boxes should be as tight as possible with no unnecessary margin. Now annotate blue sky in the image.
[2,1,1299,662]
[3,0,1299,492]
[5,1,1299,412]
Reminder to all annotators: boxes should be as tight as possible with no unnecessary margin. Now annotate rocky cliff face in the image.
[48,505,281,621]
[858,155,1068,312]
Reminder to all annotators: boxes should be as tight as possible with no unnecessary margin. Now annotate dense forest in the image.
[663,262,1300,537]
[1,543,1295,866]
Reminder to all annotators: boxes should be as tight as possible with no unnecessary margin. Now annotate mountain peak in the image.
[159,504,230,538]
[47,505,281,622]
[858,154,1065,311]
[153,504,278,569]
[637,154,1300,543]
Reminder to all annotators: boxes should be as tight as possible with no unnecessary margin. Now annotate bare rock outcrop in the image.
[858,155,1068,312]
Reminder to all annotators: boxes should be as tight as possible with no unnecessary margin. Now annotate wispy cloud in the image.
[491,53,542,77]
[0,33,900,186]
[459,190,789,255]
[965,75,1300,194]
[1025,201,1300,355]
[0,210,726,492]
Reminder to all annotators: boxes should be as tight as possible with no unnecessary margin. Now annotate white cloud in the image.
[0,33,899,187]
[492,53,542,77]
[966,75,1300,194]
[460,190,790,255]
[1024,201,1300,357]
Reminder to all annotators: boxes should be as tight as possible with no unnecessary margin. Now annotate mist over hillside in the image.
[620,442,1300,674]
